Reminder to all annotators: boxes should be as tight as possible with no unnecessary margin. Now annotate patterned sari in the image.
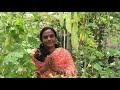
[31,47,78,78]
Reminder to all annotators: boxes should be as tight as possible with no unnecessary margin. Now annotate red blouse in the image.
[31,47,78,78]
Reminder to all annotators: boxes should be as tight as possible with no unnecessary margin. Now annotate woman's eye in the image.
[43,36,48,39]
[50,35,54,38]
[43,34,54,39]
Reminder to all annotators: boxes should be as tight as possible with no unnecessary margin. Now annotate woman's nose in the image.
[48,36,51,40]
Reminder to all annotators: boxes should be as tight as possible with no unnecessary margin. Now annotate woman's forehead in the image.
[42,29,54,36]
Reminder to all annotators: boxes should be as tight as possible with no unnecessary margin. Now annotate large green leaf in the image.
[89,56,96,62]
[100,68,117,78]
[66,12,71,33]
[72,12,78,34]
[95,51,103,59]
[107,46,120,56]
[59,12,64,27]
[92,63,102,71]
[71,33,79,52]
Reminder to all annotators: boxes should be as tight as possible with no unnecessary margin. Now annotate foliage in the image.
[0,12,120,78]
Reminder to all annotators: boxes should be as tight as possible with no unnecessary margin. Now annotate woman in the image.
[31,27,78,78]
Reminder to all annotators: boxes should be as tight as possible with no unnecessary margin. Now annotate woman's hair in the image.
[34,27,59,62]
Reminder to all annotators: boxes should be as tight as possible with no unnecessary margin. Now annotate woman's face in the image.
[42,29,57,48]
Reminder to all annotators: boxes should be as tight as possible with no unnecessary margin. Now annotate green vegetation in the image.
[0,12,120,78]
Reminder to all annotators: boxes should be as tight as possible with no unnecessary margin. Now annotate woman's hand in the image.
[43,62,49,71]
[48,59,56,71]
[48,59,65,75]
[37,56,53,75]
[37,62,49,75]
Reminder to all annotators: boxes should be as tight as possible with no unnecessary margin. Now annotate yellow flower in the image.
[48,73,54,78]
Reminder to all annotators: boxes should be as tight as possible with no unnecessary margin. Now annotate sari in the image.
[31,47,78,78]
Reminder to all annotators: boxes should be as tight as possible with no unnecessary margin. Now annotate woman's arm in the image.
[30,48,49,74]
[63,50,78,76]
[48,48,78,76]
[64,60,78,76]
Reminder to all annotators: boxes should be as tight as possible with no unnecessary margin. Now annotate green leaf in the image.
[102,68,117,78]
[5,35,11,47]
[107,46,120,56]
[73,12,78,22]
[28,37,39,47]
[72,13,78,34]
[115,60,120,69]
[95,51,103,59]
[15,52,24,58]
[26,49,32,54]
[92,63,102,71]
[89,56,96,62]
[89,23,98,29]
[59,12,64,27]
[4,52,24,63]
[66,12,71,33]
[12,44,24,52]
[71,33,79,52]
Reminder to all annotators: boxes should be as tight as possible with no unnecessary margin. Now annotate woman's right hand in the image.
[39,62,49,74]
[37,56,53,75]
[43,62,49,71]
